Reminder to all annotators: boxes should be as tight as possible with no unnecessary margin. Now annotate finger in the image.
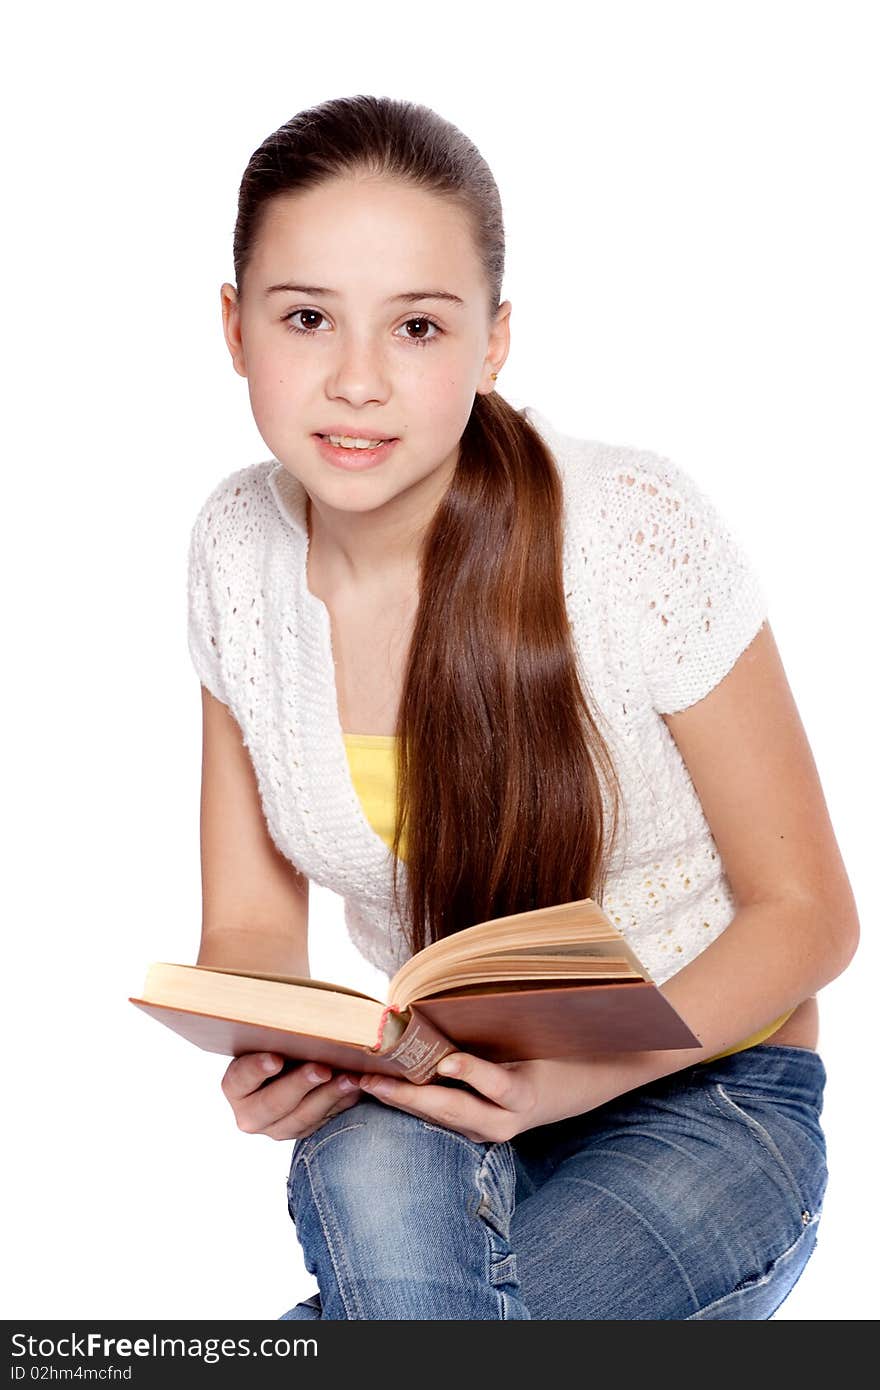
[263,1085,363,1141]
[427,1052,522,1107]
[239,1069,360,1137]
[229,1057,332,1128]
[221,1052,306,1102]
[358,1061,518,1140]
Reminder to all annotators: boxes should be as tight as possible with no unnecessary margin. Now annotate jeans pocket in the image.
[709,1083,827,1226]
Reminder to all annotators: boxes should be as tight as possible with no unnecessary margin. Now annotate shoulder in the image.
[185,461,287,707]
[525,407,709,559]
[189,459,280,553]
[528,405,756,553]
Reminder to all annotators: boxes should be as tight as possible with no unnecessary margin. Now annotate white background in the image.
[3,0,876,1321]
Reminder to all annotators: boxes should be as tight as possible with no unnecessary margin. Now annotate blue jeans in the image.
[279,1044,828,1320]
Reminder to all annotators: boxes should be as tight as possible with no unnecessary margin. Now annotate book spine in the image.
[375,1005,457,1083]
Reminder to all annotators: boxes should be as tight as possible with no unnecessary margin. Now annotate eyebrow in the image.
[264,282,465,307]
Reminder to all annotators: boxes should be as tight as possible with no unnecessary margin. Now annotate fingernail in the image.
[262,1055,280,1072]
[308,1066,331,1084]
[360,1076,391,1095]
[337,1075,356,1091]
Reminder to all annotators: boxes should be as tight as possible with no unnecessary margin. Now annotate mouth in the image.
[312,433,400,469]
[313,432,399,443]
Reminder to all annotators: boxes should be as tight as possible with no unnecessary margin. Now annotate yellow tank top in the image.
[341,732,793,1064]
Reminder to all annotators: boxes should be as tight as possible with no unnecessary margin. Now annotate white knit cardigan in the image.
[186,406,768,988]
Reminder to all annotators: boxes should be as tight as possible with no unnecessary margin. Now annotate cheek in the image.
[244,376,280,436]
[242,345,303,427]
[242,371,308,461]
[246,372,285,419]
[419,378,476,445]
[411,368,471,417]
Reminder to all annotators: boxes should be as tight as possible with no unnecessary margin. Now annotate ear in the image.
[220,283,247,377]
[478,299,512,396]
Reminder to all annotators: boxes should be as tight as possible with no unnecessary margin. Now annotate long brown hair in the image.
[232,95,624,955]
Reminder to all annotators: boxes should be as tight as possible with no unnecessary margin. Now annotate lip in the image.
[314,427,399,441]
[312,434,399,471]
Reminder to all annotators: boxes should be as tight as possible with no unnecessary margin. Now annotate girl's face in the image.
[220,176,510,520]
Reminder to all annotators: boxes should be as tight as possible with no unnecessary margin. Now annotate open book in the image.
[129,898,701,1083]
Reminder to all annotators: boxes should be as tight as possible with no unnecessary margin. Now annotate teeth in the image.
[325,434,388,449]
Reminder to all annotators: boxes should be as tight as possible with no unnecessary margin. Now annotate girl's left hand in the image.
[356,1053,568,1143]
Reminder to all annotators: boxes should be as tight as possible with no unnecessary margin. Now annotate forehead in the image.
[248,179,482,289]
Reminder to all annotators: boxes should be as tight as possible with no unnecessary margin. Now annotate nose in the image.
[326,335,392,407]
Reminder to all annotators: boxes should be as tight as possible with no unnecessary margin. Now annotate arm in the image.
[573,619,859,1104]
[356,623,861,1139]
[196,683,310,976]
[195,684,363,1139]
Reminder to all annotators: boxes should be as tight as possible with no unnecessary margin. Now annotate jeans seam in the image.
[573,1173,702,1312]
[707,1083,809,1219]
[684,1212,820,1319]
[476,1144,520,1318]
[475,1142,515,1222]
[289,1119,367,1183]
[417,1117,488,1161]
[294,1140,366,1319]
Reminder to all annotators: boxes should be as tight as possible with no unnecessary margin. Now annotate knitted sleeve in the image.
[186,495,229,707]
[629,453,769,714]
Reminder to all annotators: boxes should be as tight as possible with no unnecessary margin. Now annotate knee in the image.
[284,1097,523,1318]
[286,1092,502,1232]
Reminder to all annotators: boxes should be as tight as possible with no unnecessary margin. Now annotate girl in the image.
[187,94,859,1320]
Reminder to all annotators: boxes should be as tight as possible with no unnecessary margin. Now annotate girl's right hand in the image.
[221,1053,363,1141]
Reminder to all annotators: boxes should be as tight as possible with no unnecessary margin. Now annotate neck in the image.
[305,455,458,604]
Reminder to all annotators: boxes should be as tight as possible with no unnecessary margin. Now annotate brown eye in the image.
[282,309,328,334]
[396,317,442,346]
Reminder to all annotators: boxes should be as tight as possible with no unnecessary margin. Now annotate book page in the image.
[389,899,652,1007]
[141,964,386,1047]
[480,942,636,960]
[409,957,637,1001]
[192,963,383,1003]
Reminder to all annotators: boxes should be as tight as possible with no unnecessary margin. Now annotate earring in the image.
[491,372,498,381]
